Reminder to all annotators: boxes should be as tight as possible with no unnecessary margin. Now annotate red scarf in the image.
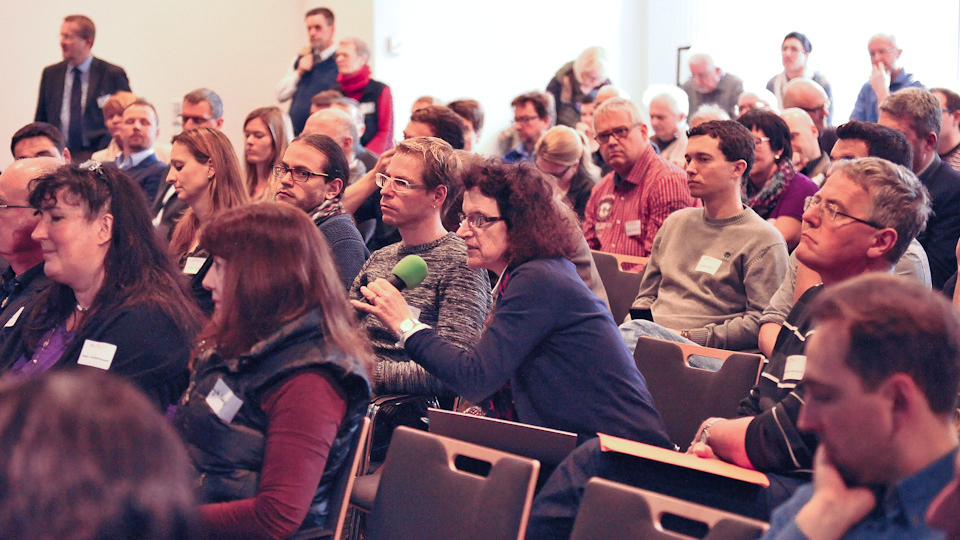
[337,65,371,99]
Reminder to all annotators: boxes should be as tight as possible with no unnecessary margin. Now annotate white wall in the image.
[0,0,375,171]
[1,1,958,171]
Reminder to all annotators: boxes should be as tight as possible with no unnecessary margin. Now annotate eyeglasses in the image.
[596,123,641,144]
[375,173,431,193]
[513,115,541,125]
[869,47,897,57]
[754,136,771,148]
[0,204,31,210]
[803,196,883,229]
[273,164,330,183]
[179,114,214,125]
[458,212,504,229]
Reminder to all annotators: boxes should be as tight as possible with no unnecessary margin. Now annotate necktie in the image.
[68,67,83,150]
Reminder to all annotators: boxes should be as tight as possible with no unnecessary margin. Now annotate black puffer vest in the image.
[175,309,371,530]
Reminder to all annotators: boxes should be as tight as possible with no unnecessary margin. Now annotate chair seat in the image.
[349,470,381,512]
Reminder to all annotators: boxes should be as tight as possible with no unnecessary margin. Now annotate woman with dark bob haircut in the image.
[0,370,199,540]
[174,202,372,539]
[354,160,671,446]
[0,162,203,410]
[738,109,819,250]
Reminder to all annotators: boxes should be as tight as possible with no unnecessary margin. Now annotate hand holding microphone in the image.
[353,255,429,333]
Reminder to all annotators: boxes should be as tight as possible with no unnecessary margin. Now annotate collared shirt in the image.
[60,54,93,131]
[850,68,923,123]
[502,142,535,164]
[116,148,155,170]
[0,264,45,311]
[275,42,339,102]
[582,144,697,265]
[763,447,958,540]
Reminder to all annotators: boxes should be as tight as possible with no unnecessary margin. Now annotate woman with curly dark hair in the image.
[0,162,203,410]
[354,160,671,446]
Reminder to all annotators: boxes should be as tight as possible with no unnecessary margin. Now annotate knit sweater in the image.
[631,206,788,349]
[349,233,491,395]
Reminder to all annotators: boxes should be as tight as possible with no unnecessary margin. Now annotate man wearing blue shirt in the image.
[849,34,922,123]
[762,273,960,540]
[503,92,554,164]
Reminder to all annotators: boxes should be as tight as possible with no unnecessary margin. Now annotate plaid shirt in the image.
[583,145,697,268]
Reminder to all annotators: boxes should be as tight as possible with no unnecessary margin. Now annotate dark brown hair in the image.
[198,202,373,371]
[0,370,198,540]
[462,159,579,265]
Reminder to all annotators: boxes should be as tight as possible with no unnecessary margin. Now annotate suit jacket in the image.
[111,153,166,201]
[152,182,188,242]
[35,56,131,154]
[917,155,960,290]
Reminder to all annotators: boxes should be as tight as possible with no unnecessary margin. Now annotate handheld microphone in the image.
[361,255,428,303]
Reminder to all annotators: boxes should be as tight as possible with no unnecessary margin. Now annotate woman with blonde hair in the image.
[91,91,136,163]
[166,127,249,313]
[243,106,293,201]
[534,125,601,220]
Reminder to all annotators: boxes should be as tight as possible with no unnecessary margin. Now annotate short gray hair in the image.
[832,157,931,263]
[594,98,647,131]
[183,88,223,119]
[340,37,370,62]
[879,87,942,141]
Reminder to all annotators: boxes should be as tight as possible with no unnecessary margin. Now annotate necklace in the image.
[76,303,87,313]
[31,333,54,364]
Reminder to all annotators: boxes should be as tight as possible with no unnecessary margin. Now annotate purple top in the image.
[768,172,819,221]
[9,324,74,376]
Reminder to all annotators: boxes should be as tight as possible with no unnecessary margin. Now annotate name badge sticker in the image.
[624,220,643,237]
[783,355,807,381]
[695,255,723,275]
[183,256,207,275]
[77,339,118,370]
[96,94,110,108]
[4,306,24,328]
[359,102,376,115]
[206,378,244,423]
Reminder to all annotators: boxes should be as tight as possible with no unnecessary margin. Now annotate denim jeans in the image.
[619,319,724,371]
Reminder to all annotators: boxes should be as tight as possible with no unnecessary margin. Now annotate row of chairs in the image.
[307,334,766,539]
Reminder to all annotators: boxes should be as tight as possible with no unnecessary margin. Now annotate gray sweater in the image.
[631,207,788,349]
[350,233,491,395]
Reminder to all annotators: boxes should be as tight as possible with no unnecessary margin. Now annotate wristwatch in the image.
[397,318,423,347]
[398,318,419,335]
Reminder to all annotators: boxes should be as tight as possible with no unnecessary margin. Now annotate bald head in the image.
[596,85,630,105]
[782,78,830,131]
[782,108,822,168]
[302,108,358,160]
[0,158,58,274]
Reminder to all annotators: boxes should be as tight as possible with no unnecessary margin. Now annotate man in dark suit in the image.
[34,14,130,162]
[879,87,960,290]
[111,99,166,201]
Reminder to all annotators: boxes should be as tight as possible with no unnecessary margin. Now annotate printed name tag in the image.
[783,355,807,381]
[183,256,207,275]
[4,306,24,328]
[624,220,643,237]
[77,339,118,370]
[695,255,723,275]
[359,102,376,115]
[206,378,244,423]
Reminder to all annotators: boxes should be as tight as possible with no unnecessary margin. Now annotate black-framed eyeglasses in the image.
[513,115,541,125]
[273,164,330,183]
[596,124,641,144]
[0,204,32,210]
[375,173,430,193]
[803,196,883,229]
[458,212,503,229]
